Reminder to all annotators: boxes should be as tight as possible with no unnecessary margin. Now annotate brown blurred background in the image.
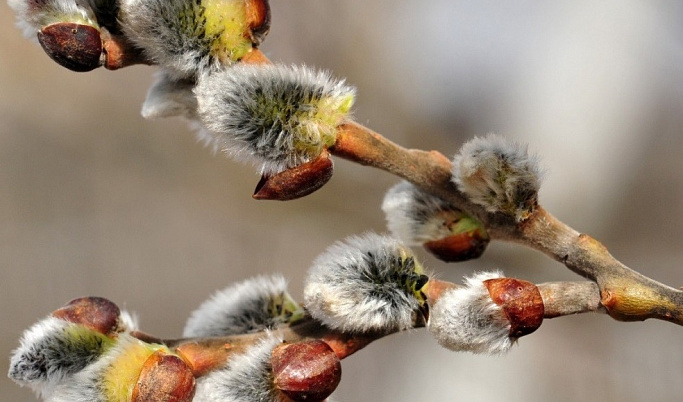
[2,1,683,401]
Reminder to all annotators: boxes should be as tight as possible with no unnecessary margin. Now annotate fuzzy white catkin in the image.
[193,334,282,402]
[47,334,158,402]
[452,134,542,221]
[428,271,514,355]
[382,180,464,245]
[183,274,298,337]
[304,233,426,333]
[8,317,106,399]
[8,0,100,38]
[195,63,355,175]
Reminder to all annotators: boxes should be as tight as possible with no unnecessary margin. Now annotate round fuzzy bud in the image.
[304,233,429,333]
[183,274,303,337]
[272,340,341,402]
[8,317,116,399]
[452,134,542,221]
[193,335,283,402]
[428,271,514,355]
[132,351,196,402]
[195,63,355,175]
[119,0,270,79]
[382,181,489,262]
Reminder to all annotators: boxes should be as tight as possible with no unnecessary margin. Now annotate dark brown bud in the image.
[253,150,334,201]
[52,296,120,335]
[271,340,341,402]
[484,278,544,338]
[245,0,271,46]
[132,351,196,402]
[38,23,102,72]
[423,228,489,262]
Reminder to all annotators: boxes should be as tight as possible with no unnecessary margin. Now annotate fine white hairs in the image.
[193,334,282,402]
[304,233,428,333]
[195,63,355,175]
[183,274,302,337]
[382,180,466,245]
[452,134,542,221]
[428,271,514,355]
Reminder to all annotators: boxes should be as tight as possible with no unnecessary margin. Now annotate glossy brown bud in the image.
[484,278,544,338]
[52,296,120,335]
[253,150,334,201]
[245,0,271,46]
[132,351,196,402]
[38,23,102,72]
[271,340,341,402]
[423,227,489,262]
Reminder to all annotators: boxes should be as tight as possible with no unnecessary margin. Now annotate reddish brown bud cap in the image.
[245,0,271,45]
[423,230,489,262]
[38,23,102,72]
[253,150,334,201]
[272,340,341,402]
[52,296,120,335]
[484,278,544,338]
[132,352,196,402]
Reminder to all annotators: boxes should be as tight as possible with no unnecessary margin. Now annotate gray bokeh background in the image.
[2,1,683,401]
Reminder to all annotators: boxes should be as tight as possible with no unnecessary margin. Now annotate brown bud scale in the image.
[38,23,102,72]
[484,278,544,338]
[423,230,489,262]
[52,296,120,335]
[253,150,334,201]
[272,340,341,402]
[132,352,195,402]
[245,0,271,45]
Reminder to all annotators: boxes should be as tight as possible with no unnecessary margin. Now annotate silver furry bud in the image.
[195,63,355,175]
[304,233,429,333]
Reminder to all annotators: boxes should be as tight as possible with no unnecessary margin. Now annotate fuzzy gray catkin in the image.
[304,233,428,333]
[192,335,282,402]
[382,180,466,245]
[195,63,355,175]
[452,134,542,221]
[428,271,514,355]
[183,274,302,337]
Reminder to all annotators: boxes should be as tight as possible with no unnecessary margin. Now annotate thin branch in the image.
[329,121,683,325]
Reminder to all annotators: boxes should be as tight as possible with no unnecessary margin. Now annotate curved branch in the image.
[329,121,683,325]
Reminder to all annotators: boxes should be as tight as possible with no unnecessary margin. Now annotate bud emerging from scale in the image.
[183,274,304,337]
[48,334,194,402]
[195,63,355,175]
[427,271,543,355]
[119,0,271,78]
[382,181,490,262]
[304,233,429,333]
[8,297,136,399]
[452,134,542,221]
[192,335,283,402]
[8,317,116,399]
[8,0,103,71]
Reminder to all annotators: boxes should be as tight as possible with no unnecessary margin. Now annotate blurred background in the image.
[2,1,683,401]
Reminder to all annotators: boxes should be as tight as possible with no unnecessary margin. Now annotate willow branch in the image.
[329,121,683,325]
